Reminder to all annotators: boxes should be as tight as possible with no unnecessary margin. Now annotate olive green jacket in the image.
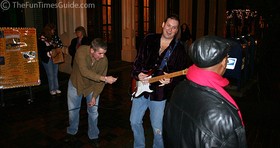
[70,45,107,98]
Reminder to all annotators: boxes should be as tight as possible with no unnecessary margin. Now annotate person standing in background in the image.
[180,23,193,65]
[68,26,90,67]
[180,23,192,49]
[180,23,192,43]
[38,23,63,95]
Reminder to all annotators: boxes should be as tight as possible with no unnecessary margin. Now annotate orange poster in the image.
[0,27,40,89]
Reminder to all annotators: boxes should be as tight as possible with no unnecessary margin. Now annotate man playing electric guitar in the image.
[130,14,191,148]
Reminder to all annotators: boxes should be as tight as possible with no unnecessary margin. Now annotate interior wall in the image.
[56,0,88,74]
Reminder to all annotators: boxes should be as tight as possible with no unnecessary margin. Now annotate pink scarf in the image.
[186,64,244,126]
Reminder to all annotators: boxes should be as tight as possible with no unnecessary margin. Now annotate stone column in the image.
[196,0,205,39]
[217,0,227,37]
[208,0,217,35]
[155,0,167,33]
[121,0,137,62]
[57,0,88,45]
[180,0,192,26]
[56,0,88,74]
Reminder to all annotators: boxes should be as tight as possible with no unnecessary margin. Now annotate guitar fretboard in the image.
[148,69,187,83]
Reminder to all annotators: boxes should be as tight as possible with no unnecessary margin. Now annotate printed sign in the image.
[0,27,40,89]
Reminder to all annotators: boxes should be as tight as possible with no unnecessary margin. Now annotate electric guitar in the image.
[131,68,188,98]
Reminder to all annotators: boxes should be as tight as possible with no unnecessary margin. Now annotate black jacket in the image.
[163,80,247,148]
[68,37,90,67]
[37,34,63,63]
[131,33,189,101]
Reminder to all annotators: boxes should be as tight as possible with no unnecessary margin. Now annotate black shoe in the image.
[64,134,77,143]
[90,138,99,147]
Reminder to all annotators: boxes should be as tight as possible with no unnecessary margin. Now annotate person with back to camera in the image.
[68,26,90,67]
[163,35,247,148]
[38,23,63,95]
[64,38,118,147]
[130,14,189,148]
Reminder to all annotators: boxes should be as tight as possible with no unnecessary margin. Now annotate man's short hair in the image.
[90,38,107,51]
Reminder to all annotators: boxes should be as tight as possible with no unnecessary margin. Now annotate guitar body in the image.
[131,68,188,99]
[131,70,154,97]
[133,76,153,98]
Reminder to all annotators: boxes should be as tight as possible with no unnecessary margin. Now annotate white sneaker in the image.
[50,91,56,95]
[56,90,61,94]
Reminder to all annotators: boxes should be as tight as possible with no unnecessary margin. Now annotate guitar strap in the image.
[159,40,179,70]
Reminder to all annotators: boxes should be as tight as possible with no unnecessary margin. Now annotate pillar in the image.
[56,0,88,74]
[121,0,137,62]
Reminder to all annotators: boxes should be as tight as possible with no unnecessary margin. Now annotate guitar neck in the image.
[148,69,187,83]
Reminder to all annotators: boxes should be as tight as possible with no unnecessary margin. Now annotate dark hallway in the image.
[1,9,280,148]
[1,36,280,148]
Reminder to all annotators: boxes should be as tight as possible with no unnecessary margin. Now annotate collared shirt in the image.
[70,45,107,98]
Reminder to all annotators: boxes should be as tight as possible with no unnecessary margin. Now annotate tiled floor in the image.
[0,61,138,148]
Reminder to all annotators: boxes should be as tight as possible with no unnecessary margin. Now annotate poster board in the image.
[0,27,40,89]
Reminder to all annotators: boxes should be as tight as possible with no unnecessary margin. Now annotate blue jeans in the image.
[41,59,59,91]
[130,96,166,148]
[67,80,100,139]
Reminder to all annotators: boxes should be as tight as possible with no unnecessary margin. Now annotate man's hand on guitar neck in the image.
[138,72,170,86]
[159,72,171,86]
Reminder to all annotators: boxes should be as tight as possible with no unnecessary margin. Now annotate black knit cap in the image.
[188,35,231,68]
